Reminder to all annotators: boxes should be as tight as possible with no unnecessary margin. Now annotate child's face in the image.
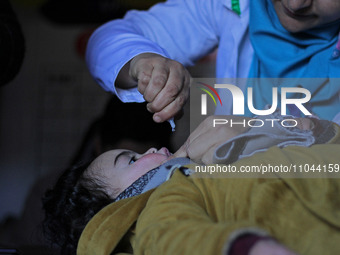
[272,0,340,32]
[86,147,171,197]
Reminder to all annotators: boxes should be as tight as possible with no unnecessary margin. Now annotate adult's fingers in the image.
[173,140,216,165]
[201,146,218,165]
[130,53,190,121]
[172,128,217,163]
[182,129,221,164]
[130,56,154,93]
[152,89,188,122]
[142,64,169,103]
[148,61,189,112]
[172,142,189,159]
[152,75,190,122]
[172,116,215,158]
[130,53,172,96]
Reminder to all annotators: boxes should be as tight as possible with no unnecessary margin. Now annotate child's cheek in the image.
[136,154,168,170]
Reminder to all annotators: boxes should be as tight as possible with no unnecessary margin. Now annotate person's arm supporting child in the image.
[133,126,340,255]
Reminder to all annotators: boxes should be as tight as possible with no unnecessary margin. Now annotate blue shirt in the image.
[86,0,340,123]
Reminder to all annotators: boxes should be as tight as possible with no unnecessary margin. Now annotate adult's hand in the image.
[128,53,191,123]
[173,116,251,164]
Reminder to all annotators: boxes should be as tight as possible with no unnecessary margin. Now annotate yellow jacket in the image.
[78,126,340,255]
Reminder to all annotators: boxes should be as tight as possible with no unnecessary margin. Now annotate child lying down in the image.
[43,115,340,255]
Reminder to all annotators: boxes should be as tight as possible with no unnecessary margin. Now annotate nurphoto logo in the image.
[193,79,312,129]
[199,83,311,116]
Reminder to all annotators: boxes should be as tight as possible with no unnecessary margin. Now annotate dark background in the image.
[0,0,215,253]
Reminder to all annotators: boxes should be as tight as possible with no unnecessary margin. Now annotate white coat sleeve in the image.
[85,0,223,102]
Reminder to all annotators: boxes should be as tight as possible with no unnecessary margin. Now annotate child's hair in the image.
[42,162,114,254]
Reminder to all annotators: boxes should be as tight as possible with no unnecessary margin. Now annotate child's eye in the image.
[129,157,136,165]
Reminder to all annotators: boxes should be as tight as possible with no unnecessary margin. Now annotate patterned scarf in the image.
[114,157,192,201]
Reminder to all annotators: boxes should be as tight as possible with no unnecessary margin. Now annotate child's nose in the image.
[144,147,157,155]
[287,0,312,12]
